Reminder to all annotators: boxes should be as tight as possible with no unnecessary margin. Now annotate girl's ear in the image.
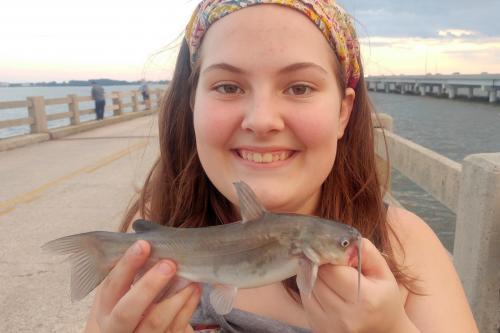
[337,87,355,139]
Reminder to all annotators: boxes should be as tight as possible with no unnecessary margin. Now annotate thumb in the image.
[351,238,393,280]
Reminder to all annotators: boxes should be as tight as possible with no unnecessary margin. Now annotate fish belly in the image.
[174,247,300,288]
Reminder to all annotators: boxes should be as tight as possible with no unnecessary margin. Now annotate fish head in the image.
[306,220,361,265]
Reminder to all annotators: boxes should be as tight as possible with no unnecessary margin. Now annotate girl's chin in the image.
[214,176,319,214]
[252,191,316,215]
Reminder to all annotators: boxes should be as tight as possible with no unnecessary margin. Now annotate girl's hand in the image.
[301,238,418,333]
[86,240,201,333]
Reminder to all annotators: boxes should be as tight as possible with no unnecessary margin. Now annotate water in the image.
[1,87,499,251]
[370,92,500,251]
[0,85,164,138]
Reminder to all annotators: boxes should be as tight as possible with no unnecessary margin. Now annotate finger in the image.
[316,238,394,302]
[109,260,176,331]
[300,280,340,331]
[99,240,151,314]
[135,283,198,333]
[317,264,360,302]
[169,284,202,333]
[352,238,393,280]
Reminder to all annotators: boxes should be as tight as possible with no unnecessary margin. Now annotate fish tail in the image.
[42,231,130,302]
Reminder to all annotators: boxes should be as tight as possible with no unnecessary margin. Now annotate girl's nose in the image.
[240,94,285,136]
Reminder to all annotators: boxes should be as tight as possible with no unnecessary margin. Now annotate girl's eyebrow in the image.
[203,63,247,75]
[202,62,328,76]
[277,62,328,75]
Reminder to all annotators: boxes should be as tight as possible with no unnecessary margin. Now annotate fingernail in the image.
[130,241,143,255]
[157,261,174,275]
[193,284,201,295]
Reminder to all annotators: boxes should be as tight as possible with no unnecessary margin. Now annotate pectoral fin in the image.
[233,181,267,223]
[296,257,318,298]
[296,247,321,298]
[209,284,238,315]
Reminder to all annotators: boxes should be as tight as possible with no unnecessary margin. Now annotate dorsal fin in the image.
[233,181,267,223]
[132,219,164,233]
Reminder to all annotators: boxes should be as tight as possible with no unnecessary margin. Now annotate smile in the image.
[237,149,294,164]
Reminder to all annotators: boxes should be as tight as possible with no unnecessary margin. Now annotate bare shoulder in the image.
[386,206,446,259]
[386,205,454,287]
[386,206,478,332]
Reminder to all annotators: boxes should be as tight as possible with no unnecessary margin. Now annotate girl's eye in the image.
[285,84,313,96]
[214,84,243,95]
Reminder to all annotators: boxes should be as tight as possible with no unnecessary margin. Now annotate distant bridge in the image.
[366,74,500,103]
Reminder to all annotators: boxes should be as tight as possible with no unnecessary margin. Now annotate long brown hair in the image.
[121,39,414,294]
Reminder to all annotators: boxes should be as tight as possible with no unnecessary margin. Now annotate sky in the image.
[1,0,499,83]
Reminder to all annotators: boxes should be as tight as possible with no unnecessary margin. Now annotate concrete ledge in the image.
[374,129,462,212]
[0,133,50,152]
[383,191,404,208]
[49,109,157,139]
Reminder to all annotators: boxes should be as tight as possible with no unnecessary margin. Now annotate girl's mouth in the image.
[236,149,294,164]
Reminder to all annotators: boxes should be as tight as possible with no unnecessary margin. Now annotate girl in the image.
[84,1,478,332]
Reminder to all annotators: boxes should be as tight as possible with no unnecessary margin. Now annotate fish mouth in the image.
[346,241,361,267]
[234,148,296,164]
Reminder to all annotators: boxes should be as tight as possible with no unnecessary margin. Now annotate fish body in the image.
[43,182,361,314]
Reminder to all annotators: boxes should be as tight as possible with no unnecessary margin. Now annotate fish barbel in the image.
[42,181,362,314]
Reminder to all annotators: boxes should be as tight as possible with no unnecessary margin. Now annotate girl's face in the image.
[193,5,355,215]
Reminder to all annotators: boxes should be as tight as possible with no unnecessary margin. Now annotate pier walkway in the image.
[0,115,159,332]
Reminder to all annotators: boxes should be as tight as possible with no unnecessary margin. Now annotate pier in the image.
[366,74,500,103]
[0,87,164,151]
[0,91,498,331]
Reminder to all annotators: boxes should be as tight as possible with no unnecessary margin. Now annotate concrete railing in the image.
[0,88,165,151]
[374,113,499,332]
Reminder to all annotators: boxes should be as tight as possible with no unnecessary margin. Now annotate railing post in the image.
[453,153,500,332]
[27,96,48,133]
[68,94,80,125]
[131,91,139,112]
[112,91,123,116]
[154,89,162,109]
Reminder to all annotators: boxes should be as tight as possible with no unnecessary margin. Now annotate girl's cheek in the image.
[194,100,241,145]
[288,111,339,145]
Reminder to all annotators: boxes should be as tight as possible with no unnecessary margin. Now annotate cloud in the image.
[359,35,500,76]
[338,0,500,38]
[437,29,477,38]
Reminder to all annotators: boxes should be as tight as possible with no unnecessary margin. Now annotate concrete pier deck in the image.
[0,115,159,332]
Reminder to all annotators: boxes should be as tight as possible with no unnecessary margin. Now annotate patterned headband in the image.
[185,0,361,89]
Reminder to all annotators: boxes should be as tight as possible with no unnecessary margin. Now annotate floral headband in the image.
[185,0,361,89]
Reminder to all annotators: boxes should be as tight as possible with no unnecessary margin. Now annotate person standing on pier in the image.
[140,80,150,109]
[83,1,479,332]
[91,81,105,120]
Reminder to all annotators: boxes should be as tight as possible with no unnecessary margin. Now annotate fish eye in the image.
[340,239,350,248]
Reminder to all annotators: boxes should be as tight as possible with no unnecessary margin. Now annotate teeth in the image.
[240,150,291,163]
[263,153,273,163]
